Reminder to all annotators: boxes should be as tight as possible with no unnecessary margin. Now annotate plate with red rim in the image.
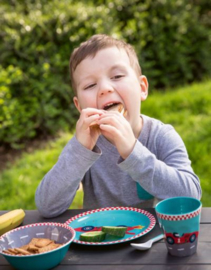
[65,207,156,245]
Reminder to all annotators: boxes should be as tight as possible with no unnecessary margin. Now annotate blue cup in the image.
[155,197,202,257]
[136,183,154,200]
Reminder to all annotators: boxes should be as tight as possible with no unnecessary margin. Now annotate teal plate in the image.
[65,207,156,245]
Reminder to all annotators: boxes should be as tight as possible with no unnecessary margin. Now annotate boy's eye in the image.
[112,75,124,79]
[84,83,96,90]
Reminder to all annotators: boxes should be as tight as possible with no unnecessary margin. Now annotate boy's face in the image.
[73,46,148,131]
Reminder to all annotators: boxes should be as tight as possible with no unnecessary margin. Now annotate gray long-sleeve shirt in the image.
[35,115,201,217]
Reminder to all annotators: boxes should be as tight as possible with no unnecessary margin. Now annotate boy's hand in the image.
[98,111,137,159]
[75,108,105,150]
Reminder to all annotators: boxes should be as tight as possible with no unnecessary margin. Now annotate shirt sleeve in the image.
[35,136,101,217]
[118,127,202,200]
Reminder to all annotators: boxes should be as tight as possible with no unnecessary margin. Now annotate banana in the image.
[0,209,25,236]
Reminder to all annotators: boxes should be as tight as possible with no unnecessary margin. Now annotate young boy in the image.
[35,34,201,218]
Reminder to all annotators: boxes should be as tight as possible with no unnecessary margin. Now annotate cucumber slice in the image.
[79,231,106,242]
[102,226,127,237]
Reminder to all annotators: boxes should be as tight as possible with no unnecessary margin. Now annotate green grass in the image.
[0,132,83,210]
[0,80,210,210]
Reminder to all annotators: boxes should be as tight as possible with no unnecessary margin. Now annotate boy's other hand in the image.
[98,111,137,159]
[76,108,105,150]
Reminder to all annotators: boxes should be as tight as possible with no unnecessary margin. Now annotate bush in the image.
[106,0,211,89]
[0,0,117,147]
[0,0,210,147]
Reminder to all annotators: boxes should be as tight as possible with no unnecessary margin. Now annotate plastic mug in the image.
[136,183,154,200]
[155,196,202,257]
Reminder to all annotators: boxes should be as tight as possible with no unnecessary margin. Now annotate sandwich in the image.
[90,104,127,129]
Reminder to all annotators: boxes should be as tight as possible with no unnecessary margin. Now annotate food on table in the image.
[79,226,128,242]
[2,238,63,255]
[79,231,106,242]
[74,224,144,235]
[0,209,25,236]
[102,226,127,237]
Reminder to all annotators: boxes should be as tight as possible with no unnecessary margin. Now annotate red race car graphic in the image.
[165,231,199,245]
[74,225,144,235]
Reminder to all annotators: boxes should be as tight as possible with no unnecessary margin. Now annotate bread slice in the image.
[90,104,127,129]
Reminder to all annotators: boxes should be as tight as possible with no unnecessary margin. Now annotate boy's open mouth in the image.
[103,102,122,111]
[103,103,127,117]
[90,103,127,129]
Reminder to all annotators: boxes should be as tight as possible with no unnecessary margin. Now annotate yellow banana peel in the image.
[0,209,25,236]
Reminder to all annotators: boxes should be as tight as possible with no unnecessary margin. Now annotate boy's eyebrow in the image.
[109,64,127,72]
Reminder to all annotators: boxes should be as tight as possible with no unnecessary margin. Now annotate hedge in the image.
[0,0,210,147]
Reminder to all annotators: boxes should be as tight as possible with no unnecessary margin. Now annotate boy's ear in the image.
[73,96,82,112]
[139,75,148,101]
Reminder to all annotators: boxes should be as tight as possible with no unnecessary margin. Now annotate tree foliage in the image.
[0,0,210,147]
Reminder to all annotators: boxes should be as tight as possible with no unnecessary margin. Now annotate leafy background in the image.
[0,0,210,209]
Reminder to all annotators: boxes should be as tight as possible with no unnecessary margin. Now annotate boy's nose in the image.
[98,81,114,97]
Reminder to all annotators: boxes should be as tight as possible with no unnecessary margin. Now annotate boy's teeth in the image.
[105,103,113,108]
[104,103,119,110]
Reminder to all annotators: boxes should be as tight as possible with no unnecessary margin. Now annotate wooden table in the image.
[0,208,210,270]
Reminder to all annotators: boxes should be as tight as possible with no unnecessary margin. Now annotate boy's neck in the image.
[133,115,143,139]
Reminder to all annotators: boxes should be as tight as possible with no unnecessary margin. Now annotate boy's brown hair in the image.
[69,34,142,94]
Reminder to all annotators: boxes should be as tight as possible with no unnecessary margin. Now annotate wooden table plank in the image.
[57,241,211,265]
[21,208,211,224]
[200,208,211,223]
[1,265,211,270]
[57,266,211,270]
[1,239,210,267]
[1,208,209,225]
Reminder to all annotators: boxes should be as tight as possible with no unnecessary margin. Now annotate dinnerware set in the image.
[0,197,202,269]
